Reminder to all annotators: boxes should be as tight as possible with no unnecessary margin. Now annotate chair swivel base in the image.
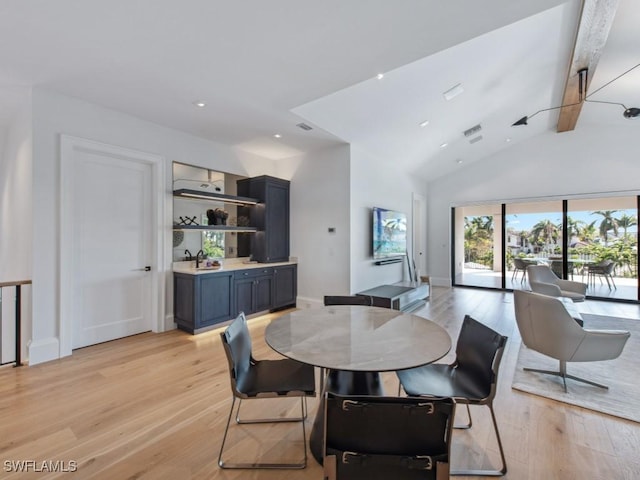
[523,367,609,392]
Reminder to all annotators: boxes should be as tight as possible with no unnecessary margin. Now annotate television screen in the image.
[372,207,407,259]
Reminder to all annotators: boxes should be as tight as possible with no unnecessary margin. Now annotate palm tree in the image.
[530,219,560,253]
[566,216,585,241]
[579,220,598,243]
[470,216,493,234]
[592,210,619,245]
[616,213,637,243]
[464,216,493,265]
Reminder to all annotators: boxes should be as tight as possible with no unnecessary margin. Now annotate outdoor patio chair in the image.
[512,258,531,283]
[587,260,617,290]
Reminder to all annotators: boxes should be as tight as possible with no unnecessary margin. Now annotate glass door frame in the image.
[451,196,640,303]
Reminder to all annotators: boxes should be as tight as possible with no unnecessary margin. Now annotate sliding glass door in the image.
[452,194,639,303]
[567,196,637,301]
[505,201,563,291]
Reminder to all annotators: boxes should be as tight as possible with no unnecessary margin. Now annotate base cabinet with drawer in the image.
[234,267,274,316]
[173,264,297,334]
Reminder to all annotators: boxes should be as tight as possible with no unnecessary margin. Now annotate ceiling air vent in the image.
[463,124,482,137]
[469,135,483,144]
[296,122,313,131]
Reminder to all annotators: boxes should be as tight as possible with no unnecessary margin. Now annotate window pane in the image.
[568,197,637,300]
[453,204,502,288]
[505,201,563,290]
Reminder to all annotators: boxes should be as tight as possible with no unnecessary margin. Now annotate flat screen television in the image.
[372,207,407,259]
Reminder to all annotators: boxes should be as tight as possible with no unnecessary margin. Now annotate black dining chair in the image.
[323,295,373,306]
[396,315,508,476]
[323,392,455,480]
[218,312,316,469]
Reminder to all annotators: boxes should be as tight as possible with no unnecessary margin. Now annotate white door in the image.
[70,150,153,349]
[412,193,427,280]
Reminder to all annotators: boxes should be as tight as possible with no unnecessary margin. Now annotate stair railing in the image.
[0,280,31,367]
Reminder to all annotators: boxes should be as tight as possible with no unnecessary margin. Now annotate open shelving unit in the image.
[173,188,259,205]
[173,189,260,233]
[172,225,257,232]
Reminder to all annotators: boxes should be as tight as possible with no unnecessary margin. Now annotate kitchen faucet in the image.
[184,249,193,261]
[195,250,205,268]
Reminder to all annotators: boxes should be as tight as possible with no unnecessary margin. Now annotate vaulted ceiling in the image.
[0,0,637,180]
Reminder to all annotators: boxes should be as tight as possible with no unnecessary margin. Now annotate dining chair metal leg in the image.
[319,367,326,394]
[453,403,473,429]
[451,402,507,476]
[218,395,308,469]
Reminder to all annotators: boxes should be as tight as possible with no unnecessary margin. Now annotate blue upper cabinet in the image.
[237,176,290,263]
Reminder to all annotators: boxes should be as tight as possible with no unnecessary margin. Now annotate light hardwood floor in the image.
[1,287,639,479]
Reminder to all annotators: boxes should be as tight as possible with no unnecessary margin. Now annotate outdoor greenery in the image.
[464,211,638,278]
[202,231,225,258]
[464,216,494,268]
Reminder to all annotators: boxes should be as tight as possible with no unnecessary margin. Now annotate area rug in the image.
[511,313,640,423]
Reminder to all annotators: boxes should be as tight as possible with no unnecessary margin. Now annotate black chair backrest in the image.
[324,295,373,306]
[454,315,508,398]
[220,312,253,394]
[324,393,454,480]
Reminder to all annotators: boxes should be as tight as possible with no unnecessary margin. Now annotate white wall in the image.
[426,125,640,285]
[0,89,33,363]
[277,144,351,305]
[28,88,276,364]
[350,144,427,293]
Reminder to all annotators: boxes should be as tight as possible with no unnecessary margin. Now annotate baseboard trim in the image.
[27,337,61,365]
[164,313,176,331]
[296,296,323,309]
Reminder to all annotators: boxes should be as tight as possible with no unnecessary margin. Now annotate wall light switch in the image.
[328,227,336,233]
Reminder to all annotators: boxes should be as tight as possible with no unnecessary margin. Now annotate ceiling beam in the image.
[557,0,620,132]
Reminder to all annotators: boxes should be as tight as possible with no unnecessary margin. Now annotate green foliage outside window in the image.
[202,231,225,258]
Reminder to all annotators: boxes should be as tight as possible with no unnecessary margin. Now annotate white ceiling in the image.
[0,0,638,179]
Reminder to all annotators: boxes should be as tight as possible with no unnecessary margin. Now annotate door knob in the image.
[133,266,151,271]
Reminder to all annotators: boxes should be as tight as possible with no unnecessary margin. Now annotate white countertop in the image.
[173,258,297,275]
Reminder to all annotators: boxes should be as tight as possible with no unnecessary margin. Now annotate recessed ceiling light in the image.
[456,159,463,164]
[443,83,464,101]
[419,120,430,127]
[376,73,384,80]
[506,137,512,143]
[193,101,206,108]
[440,142,448,148]
[273,134,282,138]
